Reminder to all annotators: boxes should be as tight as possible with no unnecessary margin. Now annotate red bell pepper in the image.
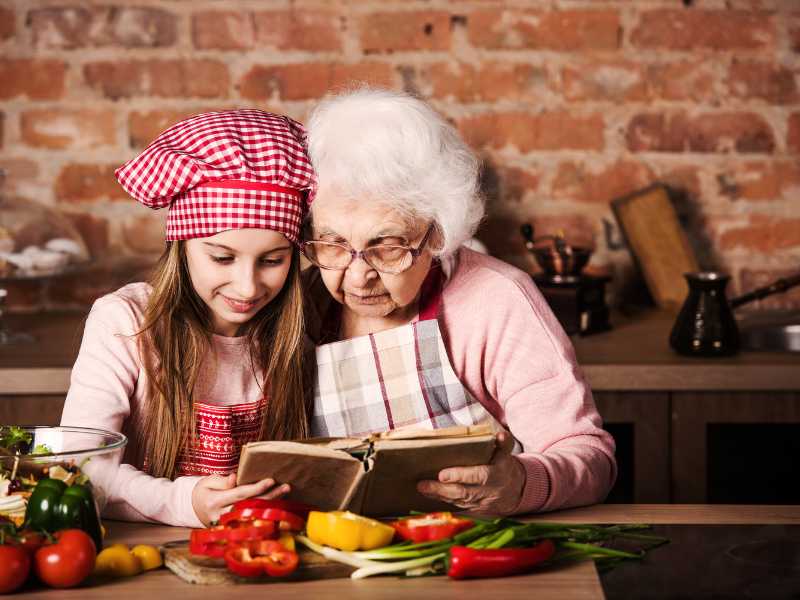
[229,498,316,519]
[447,540,556,579]
[391,512,475,543]
[219,507,304,532]
[189,520,278,557]
[224,540,299,578]
[189,525,229,557]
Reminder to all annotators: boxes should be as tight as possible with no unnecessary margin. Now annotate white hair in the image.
[306,88,484,257]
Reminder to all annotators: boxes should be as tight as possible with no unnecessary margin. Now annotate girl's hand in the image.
[191,473,290,527]
[416,431,527,515]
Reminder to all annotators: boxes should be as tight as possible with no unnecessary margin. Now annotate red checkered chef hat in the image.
[115,109,315,244]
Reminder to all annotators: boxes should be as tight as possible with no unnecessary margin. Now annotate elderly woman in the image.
[301,88,616,515]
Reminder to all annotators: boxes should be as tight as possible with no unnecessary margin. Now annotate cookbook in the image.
[236,424,497,516]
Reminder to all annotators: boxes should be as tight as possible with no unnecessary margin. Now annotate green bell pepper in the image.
[24,478,103,551]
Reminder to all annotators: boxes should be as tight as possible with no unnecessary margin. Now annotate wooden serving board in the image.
[162,541,354,585]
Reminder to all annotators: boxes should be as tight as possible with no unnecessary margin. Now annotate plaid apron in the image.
[176,398,267,476]
[311,267,502,437]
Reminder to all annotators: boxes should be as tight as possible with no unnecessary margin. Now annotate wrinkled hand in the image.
[416,431,526,515]
[192,473,290,526]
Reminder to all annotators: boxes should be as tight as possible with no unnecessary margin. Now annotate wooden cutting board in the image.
[162,541,355,585]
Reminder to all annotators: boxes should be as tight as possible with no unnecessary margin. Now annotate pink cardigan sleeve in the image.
[440,252,617,514]
[60,291,203,528]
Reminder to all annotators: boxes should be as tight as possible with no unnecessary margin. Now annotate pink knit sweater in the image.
[62,248,615,526]
[432,248,616,513]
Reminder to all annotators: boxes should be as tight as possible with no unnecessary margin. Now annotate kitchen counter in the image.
[21,504,800,599]
[1,310,798,395]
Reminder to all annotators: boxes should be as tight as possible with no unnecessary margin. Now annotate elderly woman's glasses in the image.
[302,224,434,275]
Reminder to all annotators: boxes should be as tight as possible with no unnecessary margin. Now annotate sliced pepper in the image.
[305,511,395,552]
[219,507,304,532]
[390,512,474,543]
[189,520,278,557]
[24,478,103,552]
[224,540,299,578]
[229,499,316,519]
[447,540,556,579]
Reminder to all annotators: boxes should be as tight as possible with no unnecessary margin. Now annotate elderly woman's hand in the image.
[416,431,527,515]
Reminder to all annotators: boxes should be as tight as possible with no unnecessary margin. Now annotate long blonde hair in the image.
[136,241,309,479]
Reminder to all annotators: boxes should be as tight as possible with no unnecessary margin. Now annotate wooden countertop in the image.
[1,310,798,394]
[24,504,800,599]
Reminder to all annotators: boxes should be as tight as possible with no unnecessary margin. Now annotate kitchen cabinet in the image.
[2,311,799,505]
[574,311,800,505]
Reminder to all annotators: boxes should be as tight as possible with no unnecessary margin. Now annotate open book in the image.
[236,424,497,517]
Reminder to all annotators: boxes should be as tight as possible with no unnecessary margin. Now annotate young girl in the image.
[60,110,316,527]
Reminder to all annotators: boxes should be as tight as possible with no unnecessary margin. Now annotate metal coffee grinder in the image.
[520,224,611,336]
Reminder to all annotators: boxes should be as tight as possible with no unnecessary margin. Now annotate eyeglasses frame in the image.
[302,223,435,274]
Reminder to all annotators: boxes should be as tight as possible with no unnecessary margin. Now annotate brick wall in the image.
[1,0,799,311]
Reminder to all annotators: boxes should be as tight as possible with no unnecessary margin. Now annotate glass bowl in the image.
[1,426,128,513]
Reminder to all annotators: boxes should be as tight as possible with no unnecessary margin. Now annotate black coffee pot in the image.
[670,271,800,357]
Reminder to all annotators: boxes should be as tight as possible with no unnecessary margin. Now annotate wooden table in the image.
[19,504,800,599]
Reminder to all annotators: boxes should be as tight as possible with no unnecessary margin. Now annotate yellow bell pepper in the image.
[306,511,395,551]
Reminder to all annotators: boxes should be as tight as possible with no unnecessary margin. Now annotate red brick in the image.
[0,112,4,149]
[63,212,109,258]
[716,161,800,201]
[0,59,66,100]
[789,113,800,153]
[253,10,343,52]
[84,60,229,100]
[239,62,394,101]
[424,62,548,103]
[552,159,654,204]
[658,166,703,203]
[55,164,128,203]
[739,268,800,310]
[631,10,775,51]
[562,59,647,102]
[727,61,798,104]
[192,11,254,50]
[29,6,177,49]
[458,112,605,153]
[718,216,800,252]
[483,163,541,203]
[122,213,166,254]
[626,112,775,154]
[361,11,450,53]
[646,61,716,102]
[0,6,14,41]
[468,10,620,51]
[0,158,39,196]
[21,109,116,150]
[128,108,217,149]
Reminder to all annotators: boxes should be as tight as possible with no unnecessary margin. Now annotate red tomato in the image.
[0,544,30,594]
[34,529,97,589]
[14,530,46,556]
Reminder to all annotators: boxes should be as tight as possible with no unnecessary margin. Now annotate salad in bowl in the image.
[0,425,127,534]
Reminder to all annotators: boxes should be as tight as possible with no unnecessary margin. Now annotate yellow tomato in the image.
[306,511,395,551]
[131,545,163,571]
[95,545,143,577]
